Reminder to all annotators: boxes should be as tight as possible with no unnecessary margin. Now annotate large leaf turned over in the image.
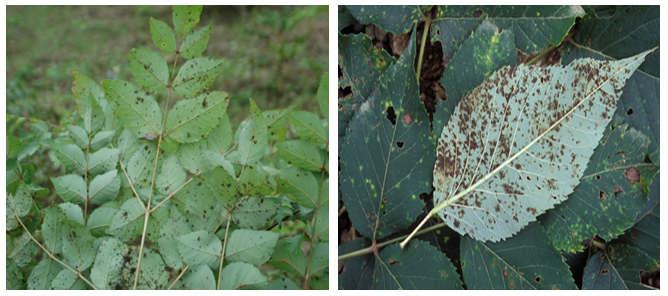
[432,49,653,242]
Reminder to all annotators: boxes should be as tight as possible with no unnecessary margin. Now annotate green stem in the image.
[524,45,555,66]
[302,142,329,289]
[591,240,606,250]
[338,221,448,261]
[415,16,432,82]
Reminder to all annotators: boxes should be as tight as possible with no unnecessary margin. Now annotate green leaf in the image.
[277,167,319,208]
[102,79,163,138]
[121,247,169,290]
[72,70,106,115]
[160,205,193,239]
[66,124,89,149]
[277,140,325,172]
[173,5,203,37]
[6,132,22,159]
[180,265,216,290]
[432,50,653,242]
[51,174,86,204]
[289,110,327,145]
[59,202,85,225]
[540,123,653,252]
[207,113,233,154]
[147,204,170,242]
[205,166,240,209]
[87,207,118,237]
[177,140,207,174]
[616,173,660,262]
[226,229,279,266]
[177,230,222,269]
[218,262,267,290]
[230,196,280,230]
[346,5,425,34]
[374,240,462,289]
[573,6,659,77]
[117,129,140,166]
[338,5,356,31]
[42,205,67,254]
[61,219,96,271]
[48,140,85,171]
[236,99,269,166]
[264,106,295,135]
[150,17,176,54]
[179,25,211,59]
[165,91,229,143]
[338,239,373,289]
[340,29,433,239]
[185,177,222,232]
[51,269,86,290]
[6,259,26,290]
[129,48,169,92]
[269,236,306,277]
[438,19,516,137]
[9,231,38,265]
[317,73,328,119]
[83,94,105,133]
[27,258,62,290]
[172,57,224,98]
[158,236,184,270]
[90,237,126,289]
[460,222,576,289]
[156,153,186,195]
[88,170,121,205]
[7,183,32,219]
[201,150,236,178]
[238,164,276,196]
[107,198,144,242]
[306,206,329,242]
[90,130,115,150]
[308,242,329,278]
[583,247,655,290]
[87,147,120,176]
[126,142,156,188]
[266,278,299,290]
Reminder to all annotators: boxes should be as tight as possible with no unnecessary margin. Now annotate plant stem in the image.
[302,142,329,290]
[118,160,147,211]
[216,215,232,290]
[339,221,448,261]
[415,15,432,83]
[168,265,189,290]
[524,45,555,66]
[592,240,606,250]
[338,205,346,217]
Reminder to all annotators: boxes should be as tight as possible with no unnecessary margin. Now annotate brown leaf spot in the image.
[502,270,509,278]
[625,166,640,185]
[403,110,413,125]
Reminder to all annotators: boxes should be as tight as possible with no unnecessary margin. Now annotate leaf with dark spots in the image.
[165,91,229,143]
[102,79,163,138]
[172,57,224,98]
[340,29,434,240]
[346,5,427,34]
[129,48,169,92]
[540,121,656,252]
[430,49,653,243]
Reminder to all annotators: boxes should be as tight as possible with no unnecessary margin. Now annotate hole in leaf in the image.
[627,108,634,116]
[389,258,399,265]
[599,190,606,200]
[473,9,483,18]
[595,175,601,180]
[535,276,541,283]
[644,154,652,164]
[396,141,404,148]
[382,211,386,216]
[338,65,344,80]
[613,186,623,199]
[383,198,387,203]
[386,106,397,125]
[600,269,609,275]
[338,86,352,100]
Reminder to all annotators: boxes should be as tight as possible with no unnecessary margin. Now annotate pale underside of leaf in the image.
[431,50,652,242]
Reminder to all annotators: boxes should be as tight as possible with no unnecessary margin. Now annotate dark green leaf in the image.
[615,173,660,262]
[346,5,425,34]
[583,247,655,290]
[338,239,373,289]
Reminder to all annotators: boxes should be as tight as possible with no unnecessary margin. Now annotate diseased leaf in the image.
[51,269,86,290]
[289,110,327,145]
[180,265,216,290]
[308,242,329,278]
[107,198,144,242]
[165,91,229,143]
[269,236,306,277]
[88,170,121,205]
[87,207,118,237]
[117,129,140,166]
[90,130,115,150]
[306,206,329,241]
[172,57,224,98]
[126,142,156,188]
[338,239,373,289]
[59,202,85,225]
[177,140,207,174]
[431,50,653,242]
[52,174,86,204]
[264,106,294,135]
[226,229,279,266]
[91,237,127,290]
[72,70,106,115]
[7,183,32,219]
[156,153,186,195]
[185,177,222,232]
[230,196,280,230]
[179,25,211,59]
[7,132,23,159]
[150,17,176,54]
[6,259,26,290]
[66,124,89,149]
[346,5,425,34]
[616,173,660,262]
[207,113,233,154]
[42,205,67,254]
[61,219,96,272]
[218,262,267,290]
[121,247,169,290]
[27,258,62,290]
[583,247,656,290]
[102,79,163,138]
[460,222,576,289]
[540,122,654,252]
[9,231,38,265]
[277,167,319,208]
[204,166,239,209]
[177,230,221,270]
[340,29,433,240]
[238,164,276,197]
[173,5,203,37]
[277,140,325,172]
[130,48,170,92]
[236,99,269,166]
[266,278,299,290]
[87,147,120,176]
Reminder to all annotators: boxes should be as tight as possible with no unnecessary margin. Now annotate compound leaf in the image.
[121,247,169,290]
[172,57,224,98]
[179,25,211,59]
[340,29,433,240]
[226,229,279,266]
[165,91,229,143]
[150,17,176,54]
[102,79,163,138]
[218,262,267,290]
[9,231,38,265]
[126,142,156,188]
[177,230,221,270]
[238,164,276,197]
[87,147,120,177]
[432,50,653,242]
